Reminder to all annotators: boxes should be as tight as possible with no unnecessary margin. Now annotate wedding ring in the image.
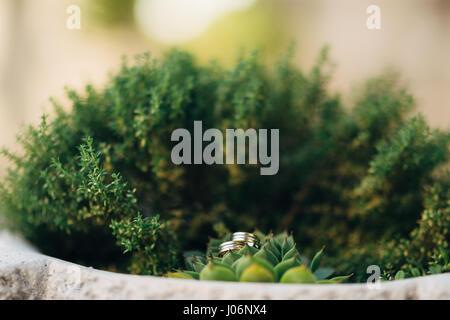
[232,232,260,248]
[218,241,244,256]
[218,232,260,257]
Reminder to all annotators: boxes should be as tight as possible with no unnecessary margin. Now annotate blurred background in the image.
[0,0,449,176]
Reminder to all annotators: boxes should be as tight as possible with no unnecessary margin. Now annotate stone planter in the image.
[1,231,449,300]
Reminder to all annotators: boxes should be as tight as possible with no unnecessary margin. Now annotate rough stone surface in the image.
[1,231,449,300]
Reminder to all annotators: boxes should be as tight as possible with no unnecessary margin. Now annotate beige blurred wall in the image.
[283,0,450,128]
[0,0,159,175]
[0,0,449,175]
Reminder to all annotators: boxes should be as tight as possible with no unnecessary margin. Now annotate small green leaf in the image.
[254,245,279,266]
[429,265,443,275]
[309,246,325,273]
[282,244,298,261]
[314,268,334,280]
[410,268,421,277]
[394,270,405,280]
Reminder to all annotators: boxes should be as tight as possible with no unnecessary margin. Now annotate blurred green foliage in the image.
[1,49,449,279]
[83,0,288,66]
[182,0,288,66]
[83,0,135,27]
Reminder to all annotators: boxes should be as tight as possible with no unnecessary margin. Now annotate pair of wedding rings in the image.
[218,232,260,257]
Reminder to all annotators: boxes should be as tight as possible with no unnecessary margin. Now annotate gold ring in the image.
[218,241,244,256]
[232,232,260,248]
[218,232,260,257]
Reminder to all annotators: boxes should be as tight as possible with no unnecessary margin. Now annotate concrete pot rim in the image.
[1,231,449,299]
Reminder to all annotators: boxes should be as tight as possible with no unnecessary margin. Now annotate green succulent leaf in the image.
[222,250,242,266]
[282,244,299,261]
[238,244,259,256]
[280,265,317,284]
[240,263,275,283]
[199,263,237,282]
[309,246,325,273]
[274,256,301,281]
[265,239,282,261]
[254,245,279,266]
[314,268,335,281]
[233,255,254,279]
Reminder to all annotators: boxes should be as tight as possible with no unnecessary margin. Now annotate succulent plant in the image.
[168,232,352,283]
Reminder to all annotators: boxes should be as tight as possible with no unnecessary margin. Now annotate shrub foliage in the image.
[1,49,449,279]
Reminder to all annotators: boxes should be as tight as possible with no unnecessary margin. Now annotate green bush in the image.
[1,49,449,279]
